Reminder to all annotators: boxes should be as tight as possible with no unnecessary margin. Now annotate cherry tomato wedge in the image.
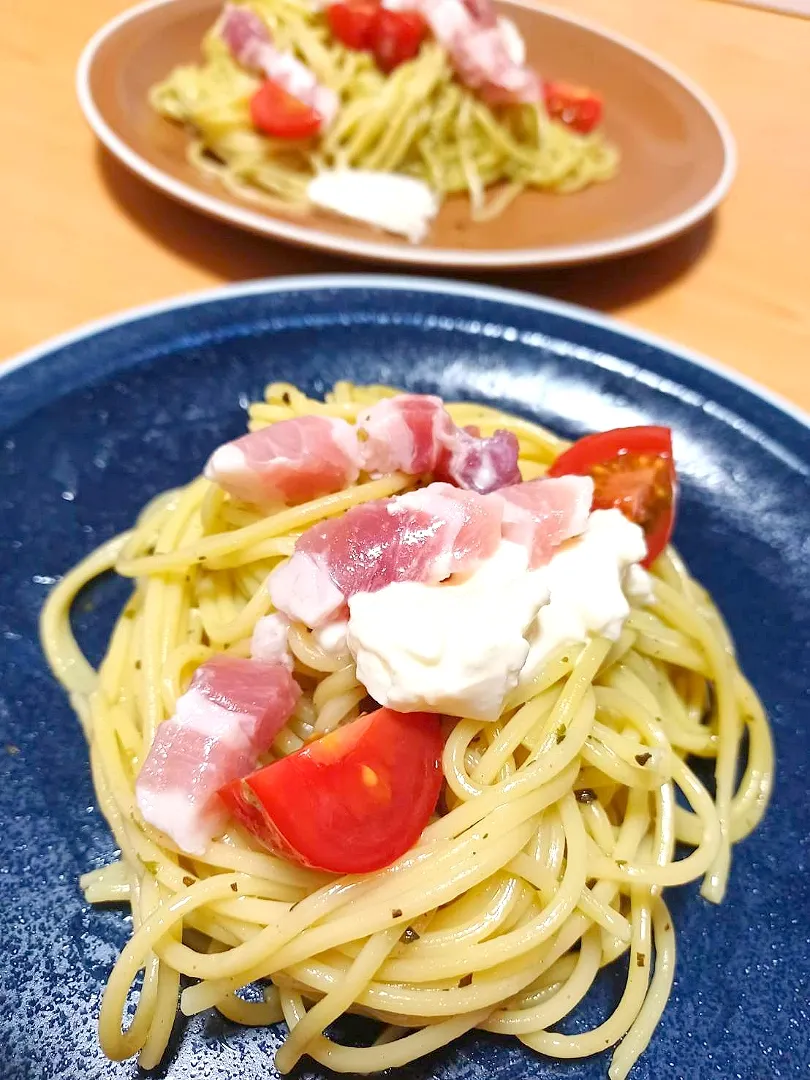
[327,0,380,50]
[547,426,677,567]
[219,707,443,874]
[250,79,323,139]
[543,80,603,134]
[371,9,428,73]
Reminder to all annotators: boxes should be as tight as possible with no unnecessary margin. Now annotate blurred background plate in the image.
[77,0,735,268]
[1,277,808,1079]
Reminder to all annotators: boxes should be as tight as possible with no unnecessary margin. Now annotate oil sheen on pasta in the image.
[40,382,773,1078]
[149,0,619,224]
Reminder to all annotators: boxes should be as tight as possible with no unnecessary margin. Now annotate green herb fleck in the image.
[555,725,567,744]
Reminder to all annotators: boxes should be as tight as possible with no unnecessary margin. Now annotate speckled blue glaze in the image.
[1,276,808,1080]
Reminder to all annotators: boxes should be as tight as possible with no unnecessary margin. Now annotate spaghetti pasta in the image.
[149,0,618,224]
[41,382,772,1077]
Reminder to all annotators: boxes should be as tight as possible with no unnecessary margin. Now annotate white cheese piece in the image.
[313,617,350,659]
[520,510,648,680]
[624,563,655,606]
[348,542,548,721]
[346,509,648,719]
[307,169,439,242]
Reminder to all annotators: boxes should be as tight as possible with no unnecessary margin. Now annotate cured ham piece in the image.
[356,394,453,476]
[436,425,521,494]
[357,394,521,493]
[204,414,362,507]
[135,656,300,854]
[220,3,339,125]
[417,0,542,104]
[269,482,504,626]
[268,476,593,626]
[500,475,594,567]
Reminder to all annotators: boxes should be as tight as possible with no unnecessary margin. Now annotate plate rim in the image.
[75,0,738,269]
[2,273,808,439]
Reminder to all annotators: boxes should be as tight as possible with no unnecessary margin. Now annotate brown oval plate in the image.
[77,0,735,268]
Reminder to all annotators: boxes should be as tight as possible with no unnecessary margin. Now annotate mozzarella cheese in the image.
[346,509,648,720]
[307,169,439,242]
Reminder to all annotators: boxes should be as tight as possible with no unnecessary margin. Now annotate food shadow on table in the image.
[96,145,717,313]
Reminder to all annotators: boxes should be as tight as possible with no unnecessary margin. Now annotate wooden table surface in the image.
[3,0,809,411]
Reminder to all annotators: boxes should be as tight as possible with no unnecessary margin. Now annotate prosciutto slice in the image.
[269,475,593,626]
[436,425,521,493]
[136,656,300,854]
[500,475,594,567]
[356,394,453,475]
[357,394,521,494]
[204,414,362,507]
[220,3,339,124]
[417,0,541,104]
[269,482,504,626]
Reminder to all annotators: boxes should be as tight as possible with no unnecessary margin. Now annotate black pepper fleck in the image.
[635,752,652,766]
[134,660,142,670]
[458,974,473,987]
[230,882,238,893]
[636,954,646,968]
[282,392,291,404]
[576,789,597,804]
[182,875,195,887]
[401,926,420,944]
[391,908,403,919]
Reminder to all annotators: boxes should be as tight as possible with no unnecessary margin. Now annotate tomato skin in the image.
[219,708,444,874]
[327,0,380,50]
[371,9,428,73]
[544,80,603,134]
[547,426,677,567]
[250,80,323,139]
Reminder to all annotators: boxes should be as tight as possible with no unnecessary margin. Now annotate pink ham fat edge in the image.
[356,394,522,494]
[219,3,339,124]
[204,414,361,507]
[135,656,300,854]
[268,475,594,627]
[205,393,522,507]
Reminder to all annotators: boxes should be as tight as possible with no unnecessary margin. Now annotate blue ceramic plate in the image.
[1,277,808,1080]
